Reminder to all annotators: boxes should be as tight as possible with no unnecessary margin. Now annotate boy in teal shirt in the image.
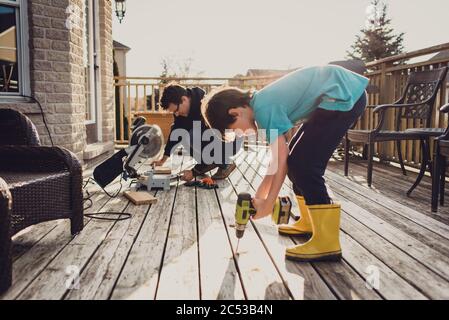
[201,65,368,262]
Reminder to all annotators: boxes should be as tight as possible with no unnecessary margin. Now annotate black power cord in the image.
[22,95,54,146]
[82,176,132,221]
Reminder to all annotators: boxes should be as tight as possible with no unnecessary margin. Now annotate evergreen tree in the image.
[348,0,405,64]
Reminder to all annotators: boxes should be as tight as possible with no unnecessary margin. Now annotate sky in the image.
[112,0,449,77]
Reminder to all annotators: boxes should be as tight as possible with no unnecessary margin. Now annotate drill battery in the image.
[271,196,293,225]
[235,193,294,239]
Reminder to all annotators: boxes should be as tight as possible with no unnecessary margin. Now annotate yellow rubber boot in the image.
[285,203,342,262]
[278,196,312,237]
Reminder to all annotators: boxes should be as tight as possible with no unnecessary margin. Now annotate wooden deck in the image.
[2,147,449,300]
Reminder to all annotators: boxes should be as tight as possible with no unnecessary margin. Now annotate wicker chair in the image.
[0,109,83,293]
[344,67,448,188]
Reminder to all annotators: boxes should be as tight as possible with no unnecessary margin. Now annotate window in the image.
[0,0,29,95]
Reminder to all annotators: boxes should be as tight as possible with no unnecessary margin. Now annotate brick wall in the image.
[0,0,114,165]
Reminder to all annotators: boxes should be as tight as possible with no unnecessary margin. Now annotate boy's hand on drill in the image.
[252,198,272,220]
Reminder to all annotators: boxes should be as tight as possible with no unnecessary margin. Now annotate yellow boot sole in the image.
[277,227,312,237]
[285,250,342,262]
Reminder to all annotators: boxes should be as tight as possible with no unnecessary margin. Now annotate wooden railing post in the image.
[378,62,394,161]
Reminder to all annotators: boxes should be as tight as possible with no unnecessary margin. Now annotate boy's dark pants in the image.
[287,92,367,205]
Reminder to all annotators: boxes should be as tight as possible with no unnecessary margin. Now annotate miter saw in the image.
[93,117,166,190]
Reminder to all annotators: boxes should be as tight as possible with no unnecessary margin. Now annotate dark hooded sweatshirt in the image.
[163,87,206,157]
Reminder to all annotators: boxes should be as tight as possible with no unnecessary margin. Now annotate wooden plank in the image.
[341,212,449,299]
[11,221,59,261]
[337,196,449,281]
[325,177,449,257]
[197,186,246,300]
[17,196,131,300]
[339,231,426,300]
[64,191,156,300]
[109,186,177,299]
[214,178,291,299]
[239,152,380,300]
[325,168,449,240]
[109,156,184,300]
[155,183,199,299]
[1,191,111,300]
[332,160,449,224]
[242,148,446,299]
[124,191,157,205]
[9,180,114,262]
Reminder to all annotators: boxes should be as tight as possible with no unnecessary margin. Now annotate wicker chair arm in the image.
[0,146,82,176]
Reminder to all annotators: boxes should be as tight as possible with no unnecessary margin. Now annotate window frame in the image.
[0,0,30,97]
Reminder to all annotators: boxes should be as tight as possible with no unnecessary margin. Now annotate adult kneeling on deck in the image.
[152,83,242,181]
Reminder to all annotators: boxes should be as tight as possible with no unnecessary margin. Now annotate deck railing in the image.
[114,43,449,168]
[113,75,279,144]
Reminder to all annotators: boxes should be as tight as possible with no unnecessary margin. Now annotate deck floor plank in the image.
[155,182,200,299]
[64,193,155,300]
[17,195,131,300]
[332,159,449,223]
[215,176,291,300]
[3,148,449,300]
[197,185,246,300]
[110,186,178,299]
[0,191,111,300]
[244,148,443,299]
[324,173,449,255]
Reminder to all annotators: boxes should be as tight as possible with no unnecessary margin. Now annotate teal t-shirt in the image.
[249,65,369,144]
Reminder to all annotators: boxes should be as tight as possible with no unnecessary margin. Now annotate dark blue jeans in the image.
[287,92,367,205]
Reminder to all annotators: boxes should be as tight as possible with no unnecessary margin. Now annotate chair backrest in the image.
[0,108,41,146]
[396,67,448,128]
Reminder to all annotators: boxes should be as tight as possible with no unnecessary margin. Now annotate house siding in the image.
[0,0,114,166]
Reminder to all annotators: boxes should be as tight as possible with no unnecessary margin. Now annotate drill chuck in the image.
[235,224,246,239]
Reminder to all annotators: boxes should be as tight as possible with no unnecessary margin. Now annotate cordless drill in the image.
[234,193,295,240]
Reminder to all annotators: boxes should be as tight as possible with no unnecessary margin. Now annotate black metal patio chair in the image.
[344,67,448,192]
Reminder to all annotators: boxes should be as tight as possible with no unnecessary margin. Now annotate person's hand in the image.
[252,198,273,220]
[153,156,168,167]
[180,170,194,182]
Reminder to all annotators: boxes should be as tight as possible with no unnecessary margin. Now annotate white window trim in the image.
[84,0,102,142]
[0,0,30,96]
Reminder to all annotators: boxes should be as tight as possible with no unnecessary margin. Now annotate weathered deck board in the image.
[18,195,131,300]
[326,176,449,256]
[110,156,184,300]
[2,147,449,300]
[0,191,111,300]
[110,186,178,299]
[244,147,447,299]
[197,186,245,299]
[215,177,291,299]
[64,192,155,300]
[333,159,449,224]
[155,182,200,299]
[327,164,449,236]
